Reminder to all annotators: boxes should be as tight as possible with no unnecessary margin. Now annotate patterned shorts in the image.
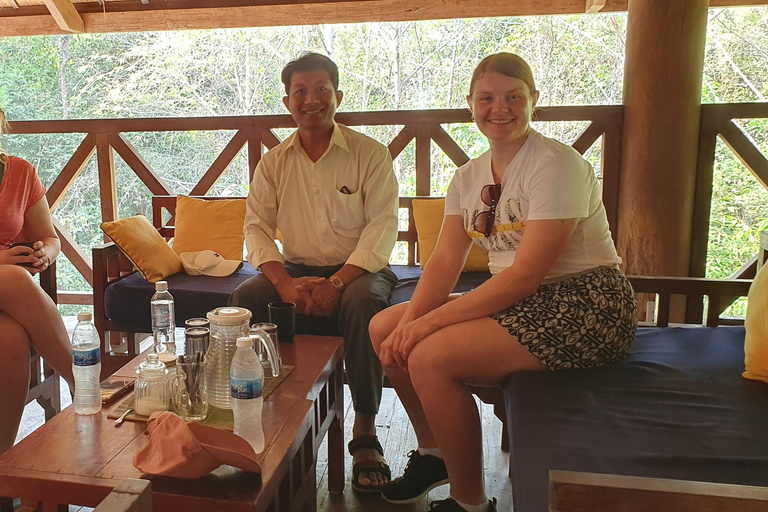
[490,267,638,370]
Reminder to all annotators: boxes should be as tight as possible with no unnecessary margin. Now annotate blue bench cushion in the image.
[390,267,491,305]
[104,264,492,331]
[503,326,768,512]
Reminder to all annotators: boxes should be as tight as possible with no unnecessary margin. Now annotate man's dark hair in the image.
[281,52,339,95]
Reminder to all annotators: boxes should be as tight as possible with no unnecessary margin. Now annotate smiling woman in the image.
[369,52,637,512]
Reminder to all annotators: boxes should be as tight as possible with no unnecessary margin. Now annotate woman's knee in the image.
[0,314,31,365]
[368,303,406,349]
[0,265,35,294]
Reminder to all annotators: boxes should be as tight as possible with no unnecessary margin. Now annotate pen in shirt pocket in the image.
[339,186,352,194]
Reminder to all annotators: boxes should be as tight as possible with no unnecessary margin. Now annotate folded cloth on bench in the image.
[503,326,768,512]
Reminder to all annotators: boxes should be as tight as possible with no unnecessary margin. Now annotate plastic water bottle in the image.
[151,281,176,354]
[71,311,102,415]
[231,336,265,453]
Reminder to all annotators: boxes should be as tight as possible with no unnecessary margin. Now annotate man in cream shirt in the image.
[230,52,398,491]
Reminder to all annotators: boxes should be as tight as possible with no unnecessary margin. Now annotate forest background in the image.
[0,7,766,315]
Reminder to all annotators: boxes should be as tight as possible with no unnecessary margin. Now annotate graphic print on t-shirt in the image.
[464,197,526,252]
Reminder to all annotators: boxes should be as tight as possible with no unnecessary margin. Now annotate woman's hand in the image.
[0,245,34,266]
[379,315,442,371]
[28,240,51,274]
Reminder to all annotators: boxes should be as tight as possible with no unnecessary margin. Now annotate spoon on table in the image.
[114,408,132,427]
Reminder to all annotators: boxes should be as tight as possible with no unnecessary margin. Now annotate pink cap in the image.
[132,411,261,478]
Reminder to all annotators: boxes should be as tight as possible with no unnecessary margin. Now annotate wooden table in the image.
[0,334,344,512]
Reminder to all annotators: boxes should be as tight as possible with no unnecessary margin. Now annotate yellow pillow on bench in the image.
[101,214,183,284]
[412,198,489,272]
[172,196,246,262]
[743,262,768,383]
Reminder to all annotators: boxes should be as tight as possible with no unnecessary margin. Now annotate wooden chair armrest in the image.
[93,242,137,331]
[94,478,152,512]
[39,259,57,304]
[550,470,768,512]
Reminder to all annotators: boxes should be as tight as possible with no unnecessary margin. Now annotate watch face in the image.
[330,276,344,290]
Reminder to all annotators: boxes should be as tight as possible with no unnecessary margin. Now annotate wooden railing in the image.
[693,102,768,280]
[9,106,623,304]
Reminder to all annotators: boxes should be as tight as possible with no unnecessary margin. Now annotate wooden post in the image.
[617,0,709,277]
[96,133,117,241]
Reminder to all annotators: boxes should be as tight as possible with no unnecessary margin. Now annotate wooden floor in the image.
[17,320,512,511]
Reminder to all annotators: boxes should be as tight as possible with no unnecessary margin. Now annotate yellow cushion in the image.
[743,262,768,383]
[412,198,489,272]
[172,196,246,261]
[101,214,183,284]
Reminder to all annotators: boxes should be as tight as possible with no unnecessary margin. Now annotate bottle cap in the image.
[236,336,253,348]
[155,281,168,292]
[77,311,92,322]
[207,306,252,325]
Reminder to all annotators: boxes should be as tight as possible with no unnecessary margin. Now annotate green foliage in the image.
[0,8,767,304]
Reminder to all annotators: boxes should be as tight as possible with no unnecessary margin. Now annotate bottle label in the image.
[230,378,263,399]
[73,347,101,366]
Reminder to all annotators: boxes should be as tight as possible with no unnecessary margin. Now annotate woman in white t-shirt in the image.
[369,53,637,512]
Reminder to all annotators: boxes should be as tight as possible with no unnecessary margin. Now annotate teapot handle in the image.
[250,329,280,377]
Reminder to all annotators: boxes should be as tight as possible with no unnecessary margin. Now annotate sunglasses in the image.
[473,183,501,237]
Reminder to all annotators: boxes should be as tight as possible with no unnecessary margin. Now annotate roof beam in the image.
[42,0,84,33]
[586,0,607,12]
[2,0,767,37]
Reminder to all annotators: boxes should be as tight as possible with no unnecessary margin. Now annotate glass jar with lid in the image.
[205,306,252,409]
[135,352,170,416]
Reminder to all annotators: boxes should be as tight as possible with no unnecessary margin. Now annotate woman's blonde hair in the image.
[468,53,537,98]
[0,105,8,164]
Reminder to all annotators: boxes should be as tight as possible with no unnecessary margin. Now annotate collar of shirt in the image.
[287,122,350,161]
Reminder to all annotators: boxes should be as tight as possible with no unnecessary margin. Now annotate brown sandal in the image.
[348,434,391,493]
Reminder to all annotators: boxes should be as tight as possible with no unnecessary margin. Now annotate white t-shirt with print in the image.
[444,129,620,279]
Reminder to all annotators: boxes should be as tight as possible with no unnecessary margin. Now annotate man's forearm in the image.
[259,260,292,291]
[333,264,366,288]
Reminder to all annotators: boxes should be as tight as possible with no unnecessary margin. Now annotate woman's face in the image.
[468,71,539,145]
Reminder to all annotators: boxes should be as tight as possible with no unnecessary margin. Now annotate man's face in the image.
[282,69,343,133]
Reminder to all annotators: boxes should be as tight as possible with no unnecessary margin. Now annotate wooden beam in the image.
[719,119,768,190]
[550,471,768,512]
[95,133,117,233]
[430,124,470,167]
[189,129,249,195]
[585,0,607,13]
[41,0,84,33]
[52,217,93,286]
[571,121,604,155]
[388,125,415,160]
[108,132,171,196]
[415,126,431,196]
[617,0,708,278]
[46,133,96,210]
[2,0,767,37]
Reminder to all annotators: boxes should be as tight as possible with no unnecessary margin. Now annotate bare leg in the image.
[407,318,546,505]
[370,303,438,449]
[0,314,33,454]
[371,303,547,505]
[0,266,74,388]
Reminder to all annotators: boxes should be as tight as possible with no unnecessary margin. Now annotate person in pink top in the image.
[0,105,75,454]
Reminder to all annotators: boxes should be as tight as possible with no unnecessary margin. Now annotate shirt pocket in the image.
[331,190,366,238]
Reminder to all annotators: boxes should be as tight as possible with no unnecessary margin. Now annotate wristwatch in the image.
[329,275,345,291]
